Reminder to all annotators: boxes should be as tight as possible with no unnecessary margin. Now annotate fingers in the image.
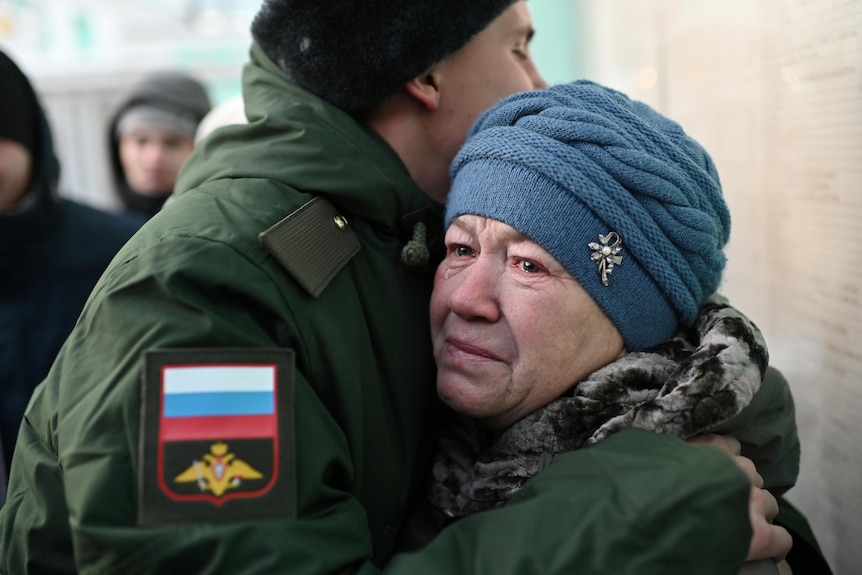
[690,434,790,564]
[746,487,793,562]
[688,434,763,487]
[734,455,764,488]
[688,433,741,456]
[752,485,780,523]
[747,523,792,563]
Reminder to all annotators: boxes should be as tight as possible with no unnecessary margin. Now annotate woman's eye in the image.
[512,47,528,60]
[518,259,541,273]
[454,245,474,257]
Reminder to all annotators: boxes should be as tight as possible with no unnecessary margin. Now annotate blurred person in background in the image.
[0,1,805,572]
[0,50,143,496]
[108,71,211,219]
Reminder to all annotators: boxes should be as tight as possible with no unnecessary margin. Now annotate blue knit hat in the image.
[446,80,730,351]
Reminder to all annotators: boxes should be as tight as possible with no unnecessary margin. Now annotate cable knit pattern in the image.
[447,81,731,350]
[429,297,767,517]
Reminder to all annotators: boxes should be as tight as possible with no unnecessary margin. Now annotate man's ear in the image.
[405,67,442,111]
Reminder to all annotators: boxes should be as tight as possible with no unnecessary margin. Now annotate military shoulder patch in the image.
[138,348,296,525]
[259,196,361,298]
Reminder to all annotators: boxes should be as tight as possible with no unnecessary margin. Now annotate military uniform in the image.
[0,45,817,575]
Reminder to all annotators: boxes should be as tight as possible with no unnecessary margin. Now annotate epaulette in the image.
[258,196,360,297]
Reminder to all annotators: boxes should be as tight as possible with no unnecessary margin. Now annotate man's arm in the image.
[389,430,755,575]
[2,347,761,574]
[710,366,800,493]
[698,366,833,573]
[0,241,767,575]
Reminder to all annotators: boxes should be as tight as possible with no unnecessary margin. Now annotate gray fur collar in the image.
[429,297,768,517]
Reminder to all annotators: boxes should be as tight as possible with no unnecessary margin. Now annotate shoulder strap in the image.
[258,196,360,297]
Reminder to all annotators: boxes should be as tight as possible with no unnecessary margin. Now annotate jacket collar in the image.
[175,43,442,237]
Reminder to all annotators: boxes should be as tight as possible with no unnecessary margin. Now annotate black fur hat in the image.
[251,0,518,116]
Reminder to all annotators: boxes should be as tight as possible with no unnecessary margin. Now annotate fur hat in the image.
[0,51,37,154]
[446,80,731,351]
[251,0,518,115]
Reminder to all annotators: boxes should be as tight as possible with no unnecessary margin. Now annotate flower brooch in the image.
[589,232,623,286]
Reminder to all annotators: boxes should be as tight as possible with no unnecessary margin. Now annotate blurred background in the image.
[2,0,860,572]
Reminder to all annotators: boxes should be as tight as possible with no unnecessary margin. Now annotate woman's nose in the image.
[446,258,501,323]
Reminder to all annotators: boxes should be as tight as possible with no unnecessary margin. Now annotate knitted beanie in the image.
[446,80,730,351]
[116,105,200,140]
[251,0,517,115]
[0,51,37,154]
[113,72,212,132]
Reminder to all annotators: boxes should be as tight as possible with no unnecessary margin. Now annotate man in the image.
[0,50,143,491]
[0,2,795,573]
[107,71,211,219]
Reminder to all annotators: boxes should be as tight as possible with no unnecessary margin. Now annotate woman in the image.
[420,81,829,574]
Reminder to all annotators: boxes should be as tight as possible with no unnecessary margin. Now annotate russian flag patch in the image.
[138,348,295,525]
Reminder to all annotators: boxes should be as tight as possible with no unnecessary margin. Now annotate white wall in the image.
[577,1,861,572]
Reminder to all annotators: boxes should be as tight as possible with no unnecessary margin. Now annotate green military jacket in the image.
[0,44,805,575]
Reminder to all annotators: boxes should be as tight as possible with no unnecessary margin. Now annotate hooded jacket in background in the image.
[107,71,211,218]
[0,51,144,487]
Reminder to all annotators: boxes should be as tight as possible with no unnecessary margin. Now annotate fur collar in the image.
[429,297,768,517]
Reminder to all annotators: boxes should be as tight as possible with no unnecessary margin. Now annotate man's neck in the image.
[365,94,449,205]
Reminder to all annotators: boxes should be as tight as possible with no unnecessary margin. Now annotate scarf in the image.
[429,296,768,518]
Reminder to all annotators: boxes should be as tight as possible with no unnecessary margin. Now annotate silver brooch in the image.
[589,232,623,286]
